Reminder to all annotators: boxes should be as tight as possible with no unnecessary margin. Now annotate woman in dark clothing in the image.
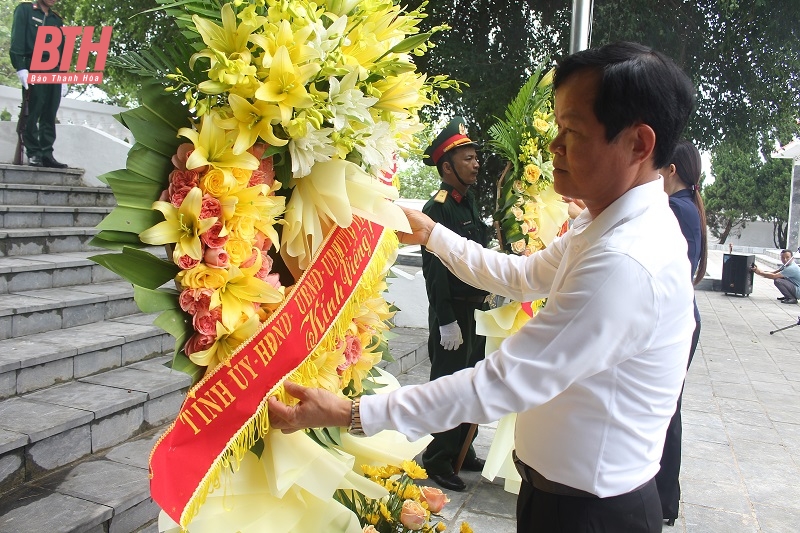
[656,140,707,526]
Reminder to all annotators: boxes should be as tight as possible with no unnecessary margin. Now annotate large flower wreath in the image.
[477,64,570,493]
[90,1,462,531]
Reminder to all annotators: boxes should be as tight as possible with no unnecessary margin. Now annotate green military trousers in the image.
[421,300,487,476]
[23,84,61,159]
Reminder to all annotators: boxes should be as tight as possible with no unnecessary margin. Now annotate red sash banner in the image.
[150,217,386,527]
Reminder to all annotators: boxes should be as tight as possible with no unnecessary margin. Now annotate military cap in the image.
[422,117,479,166]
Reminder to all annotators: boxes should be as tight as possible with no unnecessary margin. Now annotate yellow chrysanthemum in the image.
[402,460,427,480]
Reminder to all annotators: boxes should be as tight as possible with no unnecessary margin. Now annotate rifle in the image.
[13,89,30,165]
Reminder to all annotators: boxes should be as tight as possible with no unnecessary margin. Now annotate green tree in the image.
[1,0,22,87]
[704,138,760,244]
[755,148,792,248]
[397,160,441,200]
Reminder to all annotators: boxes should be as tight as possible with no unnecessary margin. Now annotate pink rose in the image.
[193,307,221,337]
[248,142,267,160]
[171,143,194,170]
[420,486,449,514]
[240,247,260,269]
[177,254,200,270]
[249,156,275,187]
[170,169,200,189]
[158,189,169,202]
[184,333,215,356]
[201,220,229,248]
[199,194,222,219]
[362,527,379,533]
[337,334,362,372]
[179,289,197,313]
[204,247,229,268]
[254,232,272,252]
[400,500,426,531]
[255,252,278,283]
[169,185,192,208]
[263,272,282,290]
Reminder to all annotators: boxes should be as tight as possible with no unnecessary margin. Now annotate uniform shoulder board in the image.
[434,190,448,204]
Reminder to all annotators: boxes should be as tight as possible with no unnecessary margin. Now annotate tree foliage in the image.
[403,0,800,217]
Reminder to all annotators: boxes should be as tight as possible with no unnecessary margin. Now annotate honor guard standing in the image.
[10,0,69,168]
[419,117,490,491]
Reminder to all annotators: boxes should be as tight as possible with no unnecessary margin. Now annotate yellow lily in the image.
[191,4,264,64]
[139,187,217,261]
[178,111,259,171]
[372,72,430,115]
[216,94,287,154]
[210,258,284,330]
[189,313,262,370]
[254,46,319,124]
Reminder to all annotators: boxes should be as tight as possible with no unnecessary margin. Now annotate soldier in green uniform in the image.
[420,117,491,491]
[10,0,68,168]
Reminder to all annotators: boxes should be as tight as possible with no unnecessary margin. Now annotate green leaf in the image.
[89,247,179,289]
[134,286,180,312]
[106,177,163,209]
[96,206,165,235]
[118,109,181,157]
[168,351,205,385]
[127,143,173,181]
[90,230,147,251]
[154,308,192,339]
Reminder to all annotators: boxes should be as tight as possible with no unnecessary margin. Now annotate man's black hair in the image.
[554,41,695,168]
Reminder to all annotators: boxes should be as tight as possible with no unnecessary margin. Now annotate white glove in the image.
[61,84,68,97]
[439,321,463,351]
[17,70,29,90]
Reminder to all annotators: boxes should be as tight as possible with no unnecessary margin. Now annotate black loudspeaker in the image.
[722,254,754,296]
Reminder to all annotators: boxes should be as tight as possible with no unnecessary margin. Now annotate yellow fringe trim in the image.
[173,225,399,529]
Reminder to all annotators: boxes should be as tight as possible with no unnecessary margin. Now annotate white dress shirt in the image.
[362,179,695,497]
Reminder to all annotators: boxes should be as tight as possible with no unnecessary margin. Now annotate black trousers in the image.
[655,319,701,520]
[24,83,61,159]
[516,474,663,533]
[422,300,486,475]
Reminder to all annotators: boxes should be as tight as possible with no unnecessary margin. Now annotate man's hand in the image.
[268,381,352,433]
[563,196,586,220]
[16,70,29,90]
[397,206,436,246]
[61,84,68,97]
[439,321,463,351]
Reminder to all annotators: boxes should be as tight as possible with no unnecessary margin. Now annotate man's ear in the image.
[630,123,656,166]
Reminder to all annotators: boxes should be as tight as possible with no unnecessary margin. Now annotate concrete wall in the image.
[0,121,131,187]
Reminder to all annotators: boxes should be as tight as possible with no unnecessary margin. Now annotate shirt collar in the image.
[573,178,667,243]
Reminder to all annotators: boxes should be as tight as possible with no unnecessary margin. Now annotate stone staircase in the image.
[0,163,188,533]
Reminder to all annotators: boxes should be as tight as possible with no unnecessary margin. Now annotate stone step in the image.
[0,164,85,187]
[0,249,168,295]
[0,183,115,208]
[0,313,174,397]
[0,428,164,533]
[0,353,187,503]
[0,280,141,341]
[0,252,120,295]
[0,226,102,257]
[0,205,113,229]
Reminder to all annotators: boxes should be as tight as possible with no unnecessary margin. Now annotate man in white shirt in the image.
[269,41,697,532]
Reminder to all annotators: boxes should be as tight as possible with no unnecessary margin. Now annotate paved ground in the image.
[388,250,800,533]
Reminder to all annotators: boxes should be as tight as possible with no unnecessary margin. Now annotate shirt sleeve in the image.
[10,4,29,71]
[361,230,660,439]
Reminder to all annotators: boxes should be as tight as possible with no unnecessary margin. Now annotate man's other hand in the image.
[16,70,29,89]
[268,381,351,433]
[439,321,463,350]
[397,206,435,246]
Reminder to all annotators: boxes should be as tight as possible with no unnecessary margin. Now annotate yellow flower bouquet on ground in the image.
[90,0,461,530]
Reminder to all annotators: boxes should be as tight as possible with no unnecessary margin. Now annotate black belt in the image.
[451,295,487,304]
[513,452,598,498]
